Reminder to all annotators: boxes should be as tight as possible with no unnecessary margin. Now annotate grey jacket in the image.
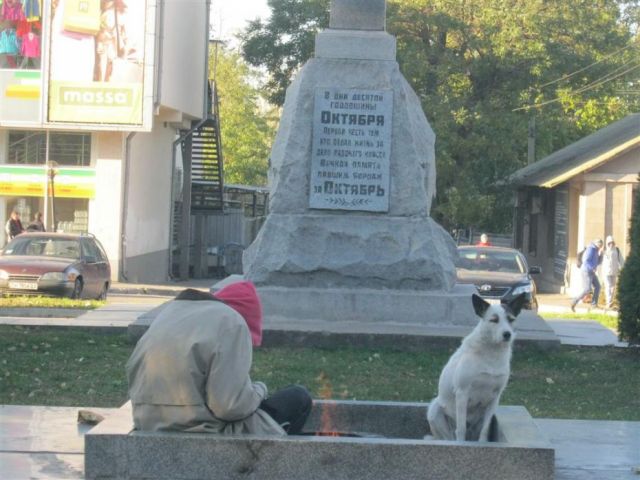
[126,299,284,435]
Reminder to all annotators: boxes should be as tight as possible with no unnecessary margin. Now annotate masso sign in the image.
[48,83,142,124]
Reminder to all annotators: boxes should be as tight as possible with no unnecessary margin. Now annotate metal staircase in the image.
[181,115,224,213]
[171,83,226,279]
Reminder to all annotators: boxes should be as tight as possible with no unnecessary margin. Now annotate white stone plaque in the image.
[309,88,392,212]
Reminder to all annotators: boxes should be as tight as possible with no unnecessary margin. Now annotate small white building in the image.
[510,114,639,293]
[0,0,211,282]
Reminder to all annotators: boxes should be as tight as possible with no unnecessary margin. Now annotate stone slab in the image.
[85,401,554,480]
[127,283,560,349]
[545,319,627,347]
[0,452,84,479]
[262,312,560,351]
[256,283,479,325]
[536,419,640,480]
[329,0,386,30]
[315,29,396,60]
[0,405,115,453]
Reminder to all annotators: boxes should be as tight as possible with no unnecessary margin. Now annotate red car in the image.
[0,232,111,300]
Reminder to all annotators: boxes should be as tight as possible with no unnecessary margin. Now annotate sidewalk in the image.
[537,293,627,347]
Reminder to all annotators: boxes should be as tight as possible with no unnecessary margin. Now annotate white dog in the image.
[426,293,526,442]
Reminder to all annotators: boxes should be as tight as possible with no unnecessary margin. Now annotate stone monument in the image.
[243,0,477,325]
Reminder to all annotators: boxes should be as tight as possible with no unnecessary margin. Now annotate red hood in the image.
[214,281,263,347]
[0,256,76,275]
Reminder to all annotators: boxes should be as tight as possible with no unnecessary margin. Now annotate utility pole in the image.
[47,161,58,231]
[527,115,536,165]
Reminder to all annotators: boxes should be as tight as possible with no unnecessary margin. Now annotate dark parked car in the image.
[456,246,541,312]
[0,233,110,300]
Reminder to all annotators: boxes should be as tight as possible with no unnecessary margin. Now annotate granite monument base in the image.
[85,400,554,480]
[256,283,479,326]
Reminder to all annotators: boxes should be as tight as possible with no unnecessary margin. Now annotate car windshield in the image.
[456,249,526,274]
[3,236,81,260]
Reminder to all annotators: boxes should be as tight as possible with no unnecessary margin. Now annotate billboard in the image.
[0,0,44,125]
[47,0,147,125]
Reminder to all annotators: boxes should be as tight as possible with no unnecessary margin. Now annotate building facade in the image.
[0,0,210,282]
[510,114,639,294]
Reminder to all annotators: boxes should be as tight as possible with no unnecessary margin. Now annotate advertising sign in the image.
[309,88,393,212]
[47,0,147,125]
[0,0,44,125]
[0,165,96,199]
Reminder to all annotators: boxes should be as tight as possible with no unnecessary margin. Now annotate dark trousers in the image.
[260,385,312,435]
[572,269,601,306]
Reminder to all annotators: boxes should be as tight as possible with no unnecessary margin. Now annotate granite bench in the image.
[85,400,554,480]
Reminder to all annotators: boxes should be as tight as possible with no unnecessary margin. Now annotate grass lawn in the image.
[1,325,638,420]
[540,311,619,331]
[0,296,104,309]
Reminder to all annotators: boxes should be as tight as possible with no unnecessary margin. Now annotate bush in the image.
[617,176,640,344]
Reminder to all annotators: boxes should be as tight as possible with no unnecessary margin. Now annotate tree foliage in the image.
[242,0,640,230]
[212,48,276,186]
[617,179,640,344]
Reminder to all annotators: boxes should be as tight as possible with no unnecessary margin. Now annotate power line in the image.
[514,62,640,112]
[536,43,637,90]
[569,60,639,94]
[569,62,640,94]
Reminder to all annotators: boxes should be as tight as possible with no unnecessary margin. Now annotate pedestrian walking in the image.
[571,239,603,311]
[601,235,624,309]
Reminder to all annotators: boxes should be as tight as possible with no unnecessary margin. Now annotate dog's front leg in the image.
[455,390,469,441]
[478,397,500,442]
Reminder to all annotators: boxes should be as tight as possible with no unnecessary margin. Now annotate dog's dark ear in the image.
[505,293,527,318]
[472,294,490,318]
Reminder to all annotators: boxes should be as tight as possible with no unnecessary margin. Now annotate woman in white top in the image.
[601,235,624,309]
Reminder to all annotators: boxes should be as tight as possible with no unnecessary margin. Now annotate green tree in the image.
[212,48,275,186]
[241,0,330,106]
[617,180,640,344]
[242,0,640,230]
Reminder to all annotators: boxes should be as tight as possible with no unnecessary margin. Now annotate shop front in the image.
[0,130,95,244]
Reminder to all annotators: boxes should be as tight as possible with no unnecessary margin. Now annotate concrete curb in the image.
[109,285,210,297]
[109,287,182,297]
[0,307,88,318]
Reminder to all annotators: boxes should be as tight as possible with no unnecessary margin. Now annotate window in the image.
[7,132,46,164]
[5,236,80,260]
[0,1,43,70]
[7,131,91,166]
[82,239,100,261]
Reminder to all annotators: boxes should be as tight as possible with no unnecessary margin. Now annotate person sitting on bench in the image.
[126,281,312,435]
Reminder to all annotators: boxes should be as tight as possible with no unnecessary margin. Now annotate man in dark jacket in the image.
[570,239,603,311]
[5,211,24,241]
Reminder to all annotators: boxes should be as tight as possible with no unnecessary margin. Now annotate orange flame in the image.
[317,371,339,436]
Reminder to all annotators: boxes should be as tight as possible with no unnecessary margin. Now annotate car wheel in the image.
[71,278,83,299]
[97,283,108,301]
